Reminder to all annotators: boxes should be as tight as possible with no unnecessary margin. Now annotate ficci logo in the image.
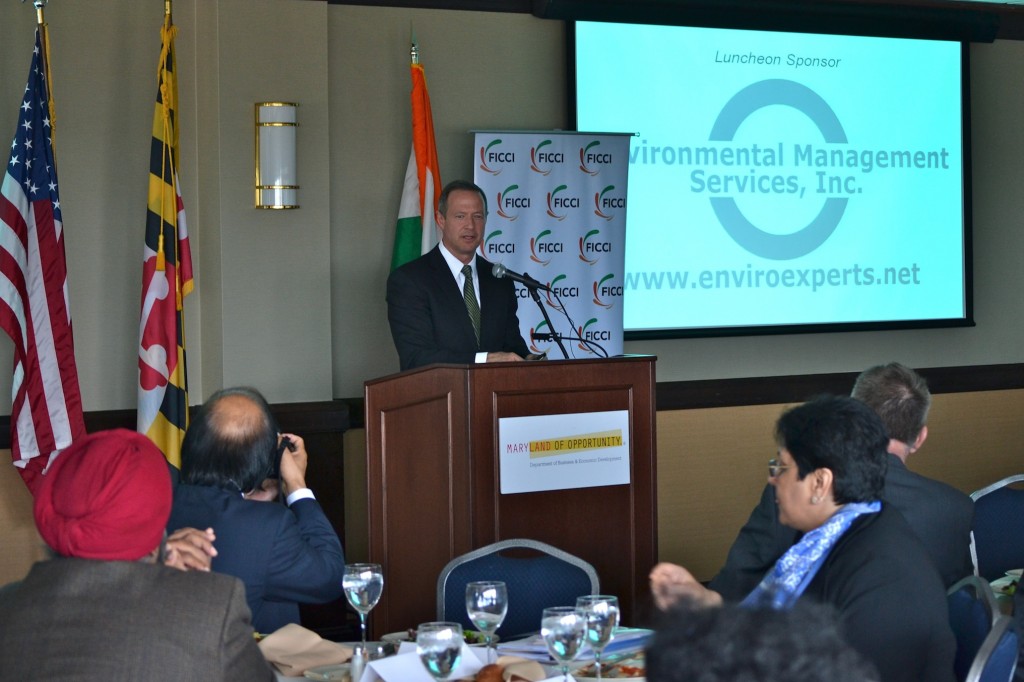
[592,273,621,309]
[594,185,620,221]
[530,139,563,176]
[578,140,607,176]
[497,184,527,221]
[479,229,503,259]
[579,229,608,265]
[530,229,556,265]
[479,139,513,176]
[529,319,552,355]
[546,184,580,221]
[576,317,611,354]
[544,274,570,312]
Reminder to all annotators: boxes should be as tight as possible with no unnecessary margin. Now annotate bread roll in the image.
[475,663,504,682]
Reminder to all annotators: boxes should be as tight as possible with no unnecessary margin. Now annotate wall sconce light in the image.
[255,102,298,209]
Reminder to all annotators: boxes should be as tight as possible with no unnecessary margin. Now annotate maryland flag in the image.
[138,10,193,468]
[390,40,442,270]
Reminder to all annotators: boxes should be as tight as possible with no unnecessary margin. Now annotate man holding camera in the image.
[166,386,345,634]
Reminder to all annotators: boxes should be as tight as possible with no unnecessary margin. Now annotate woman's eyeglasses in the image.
[768,457,791,478]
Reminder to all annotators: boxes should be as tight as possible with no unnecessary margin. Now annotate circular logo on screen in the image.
[709,79,848,260]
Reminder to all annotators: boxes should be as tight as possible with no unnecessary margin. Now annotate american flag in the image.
[0,28,86,494]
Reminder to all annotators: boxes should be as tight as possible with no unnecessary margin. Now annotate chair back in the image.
[970,474,1024,581]
[965,615,1019,682]
[436,538,599,639]
[948,576,999,682]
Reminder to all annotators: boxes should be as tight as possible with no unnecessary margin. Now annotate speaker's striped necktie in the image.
[462,264,481,345]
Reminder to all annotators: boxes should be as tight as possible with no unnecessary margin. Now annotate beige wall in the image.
[657,389,1024,581]
[0,3,1023,408]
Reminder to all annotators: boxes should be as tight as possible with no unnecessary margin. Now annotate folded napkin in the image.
[258,623,354,676]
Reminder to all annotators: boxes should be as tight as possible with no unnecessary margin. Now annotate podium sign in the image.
[497,409,631,494]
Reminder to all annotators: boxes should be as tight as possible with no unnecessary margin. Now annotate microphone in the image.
[492,263,551,292]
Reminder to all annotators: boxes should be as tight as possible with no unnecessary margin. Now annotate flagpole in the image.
[31,0,58,161]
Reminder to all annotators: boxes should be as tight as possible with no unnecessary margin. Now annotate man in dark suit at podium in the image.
[387,179,531,371]
[709,362,974,599]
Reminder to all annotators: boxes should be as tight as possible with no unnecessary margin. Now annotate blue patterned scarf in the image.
[740,501,881,610]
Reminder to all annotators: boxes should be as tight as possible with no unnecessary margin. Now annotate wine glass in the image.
[342,563,383,654]
[541,606,586,681]
[577,595,620,680]
[465,580,508,663]
[416,621,464,680]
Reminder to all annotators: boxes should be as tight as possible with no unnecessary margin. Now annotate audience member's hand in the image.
[278,433,308,497]
[243,477,281,502]
[486,352,524,363]
[649,562,722,610]
[164,527,217,572]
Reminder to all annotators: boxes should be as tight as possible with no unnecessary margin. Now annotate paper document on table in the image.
[358,643,480,682]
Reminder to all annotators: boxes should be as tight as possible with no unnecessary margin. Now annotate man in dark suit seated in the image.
[167,386,345,634]
[386,179,533,371]
[709,362,974,599]
[0,429,273,681]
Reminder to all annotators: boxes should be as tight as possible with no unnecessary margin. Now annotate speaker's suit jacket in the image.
[0,557,273,681]
[387,246,529,371]
[167,484,345,634]
[709,452,974,600]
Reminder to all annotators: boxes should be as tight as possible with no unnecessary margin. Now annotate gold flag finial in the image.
[32,0,47,25]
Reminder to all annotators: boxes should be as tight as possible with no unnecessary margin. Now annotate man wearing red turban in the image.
[0,429,273,681]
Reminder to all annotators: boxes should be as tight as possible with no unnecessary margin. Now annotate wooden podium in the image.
[363,355,657,638]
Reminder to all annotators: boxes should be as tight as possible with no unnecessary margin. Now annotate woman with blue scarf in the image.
[650,395,955,682]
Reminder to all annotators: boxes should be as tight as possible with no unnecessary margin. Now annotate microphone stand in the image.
[526,280,569,359]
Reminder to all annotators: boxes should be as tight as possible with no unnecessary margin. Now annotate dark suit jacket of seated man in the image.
[167,387,345,634]
[386,180,530,371]
[709,363,974,600]
[0,429,273,681]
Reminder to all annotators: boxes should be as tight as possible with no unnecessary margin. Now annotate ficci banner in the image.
[473,132,631,359]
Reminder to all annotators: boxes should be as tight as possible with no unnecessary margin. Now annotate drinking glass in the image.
[541,606,586,681]
[416,621,464,680]
[577,595,620,680]
[465,580,508,663]
[342,563,383,653]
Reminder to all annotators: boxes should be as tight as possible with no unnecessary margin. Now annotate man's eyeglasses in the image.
[768,457,791,478]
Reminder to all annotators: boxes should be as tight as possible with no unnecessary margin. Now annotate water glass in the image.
[416,621,464,680]
[465,580,508,663]
[577,595,620,680]
[342,563,384,653]
[541,606,586,681]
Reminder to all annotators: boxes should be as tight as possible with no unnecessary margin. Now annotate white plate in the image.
[381,631,413,647]
[383,629,500,647]
[1006,568,1022,578]
[303,663,351,681]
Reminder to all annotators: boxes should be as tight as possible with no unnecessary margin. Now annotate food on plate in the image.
[573,653,646,679]
[475,663,504,682]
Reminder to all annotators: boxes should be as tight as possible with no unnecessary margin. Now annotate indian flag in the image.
[391,43,441,270]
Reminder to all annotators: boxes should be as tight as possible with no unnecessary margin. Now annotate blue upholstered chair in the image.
[970,474,1024,581]
[965,615,1019,682]
[436,538,599,639]
[948,576,1000,682]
